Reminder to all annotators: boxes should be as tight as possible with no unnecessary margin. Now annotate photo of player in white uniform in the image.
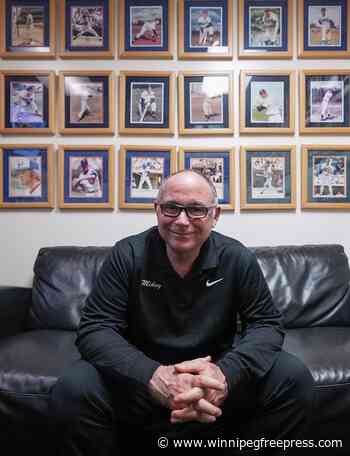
[11,6,45,47]
[308,6,341,47]
[189,157,225,200]
[310,81,343,123]
[70,157,103,198]
[130,6,163,47]
[313,156,346,197]
[69,82,104,124]
[130,82,164,124]
[10,82,43,124]
[251,82,284,124]
[190,7,222,47]
[71,7,104,48]
[131,157,163,198]
[252,157,285,199]
[249,7,281,47]
[9,157,42,197]
[189,81,224,124]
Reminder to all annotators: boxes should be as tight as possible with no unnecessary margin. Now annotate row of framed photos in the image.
[1,0,350,60]
[2,69,350,135]
[1,144,350,210]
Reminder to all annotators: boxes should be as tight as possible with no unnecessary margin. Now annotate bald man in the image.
[51,170,313,455]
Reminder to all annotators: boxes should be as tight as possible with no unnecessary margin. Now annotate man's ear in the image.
[213,206,221,226]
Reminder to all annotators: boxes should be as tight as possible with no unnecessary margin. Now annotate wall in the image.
[1,1,350,286]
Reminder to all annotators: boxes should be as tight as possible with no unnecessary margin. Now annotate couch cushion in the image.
[0,330,80,422]
[27,246,111,330]
[253,244,350,328]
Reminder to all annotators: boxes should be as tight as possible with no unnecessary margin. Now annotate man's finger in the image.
[194,398,222,417]
[173,386,204,404]
[170,407,198,423]
[192,375,225,391]
[174,356,211,373]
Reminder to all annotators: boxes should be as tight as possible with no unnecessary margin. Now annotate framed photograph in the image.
[0,0,56,59]
[0,70,55,135]
[0,145,53,208]
[178,72,233,135]
[298,0,350,58]
[238,0,293,59]
[240,146,296,210]
[119,145,176,209]
[60,0,115,59]
[178,0,233,60]
[179,147,235,210]
[119,71,175,135]
[302,145,350,209]
[58,145,114,209]
[58,71,115,135]
[300,70,350,134]
[240,70,295,134]
[119,0,174,59]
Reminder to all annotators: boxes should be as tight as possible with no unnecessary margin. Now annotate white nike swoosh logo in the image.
[206,278,224,287]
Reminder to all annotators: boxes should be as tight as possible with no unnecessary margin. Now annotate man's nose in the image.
[175,209,191,225]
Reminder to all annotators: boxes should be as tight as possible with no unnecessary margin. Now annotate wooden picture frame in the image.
[0,70,55,135]
[59,0,115,59]
[238,0,293,59]
[58,145,114,209]
[0,144,54,208]
[119,145,176,209]
[240,146,296,210]
[302,145,350,209]
[298,0,350,59]
[119,71,175,135]
[178,147,235,210]
[58,71,115,135]
[178,71,233,135]
[0,0,56,59]
[119,0,174,59]
[178,0,233,60]
[240,70,295,134]
[300,70,350,135]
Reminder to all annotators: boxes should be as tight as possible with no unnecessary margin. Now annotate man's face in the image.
[155,173,220,257]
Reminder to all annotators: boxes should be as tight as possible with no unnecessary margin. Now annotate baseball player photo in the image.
[69,81,104,124]
[190,7,222,47]
[312,156,346,198]
[308,6,341,47]
[130,82,164,124]
[189,82,223,124]
[249,7,281,47]
[251,82,284,124]
[251,157,285,199]
[189,157,224,200]
[310,81,344,123]
[9,156,42,198]
[130,157,163,198]
[11,6,45,47]
[71,7,104,48]
[10,82,44,125]
[130,6,163,47]
[70,157,103,198]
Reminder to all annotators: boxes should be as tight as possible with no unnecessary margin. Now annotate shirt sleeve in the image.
[216,248,284,392]
[76,241,160,388]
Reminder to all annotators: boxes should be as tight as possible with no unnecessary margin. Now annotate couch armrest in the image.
[0,286,32,338]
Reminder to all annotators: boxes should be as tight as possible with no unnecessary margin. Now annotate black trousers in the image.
[50,350,314,455]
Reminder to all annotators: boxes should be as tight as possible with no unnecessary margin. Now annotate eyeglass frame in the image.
[155,202,218,219]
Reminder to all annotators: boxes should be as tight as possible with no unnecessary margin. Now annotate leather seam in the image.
[0,390,49,397]
[314,382,350,388]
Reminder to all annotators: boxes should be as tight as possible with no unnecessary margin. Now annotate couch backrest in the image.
[26,246,111,330]
[252,244,350,328]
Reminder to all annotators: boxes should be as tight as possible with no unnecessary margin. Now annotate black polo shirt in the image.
[76,227,284,392]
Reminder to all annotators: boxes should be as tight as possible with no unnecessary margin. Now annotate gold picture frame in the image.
[0,144,54,208]
[178,0,233,60]
[178,71,234,135]
[58,70,115,135]
[178,147,235,210]
[0,0,56,59]
[298,0,350,59]
[119,0,174,59]
[119,145,176,209]
[59,0,115,59]
[119,71,175,136]
[0,70,56,135]
[58,145,115,209]
[240,69,295,135]
[300,69,350,135]
[240,145,296,210]
[301,145,350,209]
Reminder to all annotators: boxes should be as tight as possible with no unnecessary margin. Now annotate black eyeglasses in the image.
[158,203,216,219]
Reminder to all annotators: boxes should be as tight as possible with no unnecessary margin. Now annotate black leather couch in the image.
[1,244,350,454]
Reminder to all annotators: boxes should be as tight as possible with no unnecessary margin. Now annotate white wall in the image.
[1,1,350,287]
